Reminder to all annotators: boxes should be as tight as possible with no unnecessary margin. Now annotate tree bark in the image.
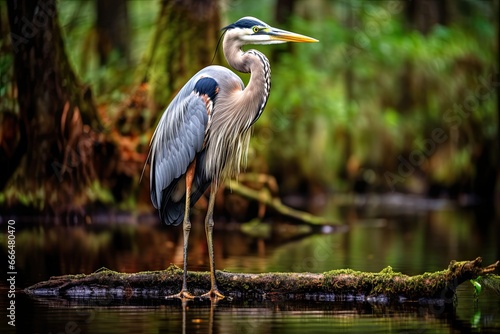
[141,0,222,114]
[272,0,295,62]
[6,0,101,212]
[405,0,450,34]
[95,0,130,66]
[25,257,498,302]
[496,0,500,215]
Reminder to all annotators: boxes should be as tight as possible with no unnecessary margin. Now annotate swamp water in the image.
[1,197,499,333]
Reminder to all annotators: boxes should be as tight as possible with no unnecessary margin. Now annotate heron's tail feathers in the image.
[159,154,211,226]
[159,181,211,226]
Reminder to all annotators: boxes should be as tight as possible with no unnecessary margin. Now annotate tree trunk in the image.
[272,0,295,62]
[405,0,450,34]
[95,0,130,66]
[496,0,500,216]
[25,258,498,302]
[144,0,222,114]
[6,0,101,213]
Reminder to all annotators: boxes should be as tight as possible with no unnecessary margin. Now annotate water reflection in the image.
[9,289,500,334]
[0,205,499,333]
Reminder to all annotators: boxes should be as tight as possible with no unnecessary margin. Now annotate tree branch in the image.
[227,178,341,225]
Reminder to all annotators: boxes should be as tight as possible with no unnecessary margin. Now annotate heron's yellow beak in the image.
[269,28,318,43]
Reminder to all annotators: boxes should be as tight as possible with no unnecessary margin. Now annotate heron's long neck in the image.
[224,39,271,126]
[205,38,271,183]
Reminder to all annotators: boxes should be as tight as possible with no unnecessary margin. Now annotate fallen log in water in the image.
[25,257,498,303]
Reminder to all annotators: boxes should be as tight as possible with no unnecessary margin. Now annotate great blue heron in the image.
[148,16,317,300]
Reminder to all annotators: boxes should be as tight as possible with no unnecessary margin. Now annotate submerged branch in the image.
[26,257,498,302]
[227,178,340,225]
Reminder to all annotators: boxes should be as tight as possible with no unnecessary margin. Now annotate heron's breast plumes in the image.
[204,89,254,184]
[204,48,271,185]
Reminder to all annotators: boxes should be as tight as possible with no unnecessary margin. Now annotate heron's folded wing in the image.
[149,76,219,210]
[149,93,209,210]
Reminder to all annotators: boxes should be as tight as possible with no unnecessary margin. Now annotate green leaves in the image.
[245,4,496,190]
[470,277,482,301]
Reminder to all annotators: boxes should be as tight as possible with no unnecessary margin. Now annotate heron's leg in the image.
[201,183,225,300]
[167,161,196,300]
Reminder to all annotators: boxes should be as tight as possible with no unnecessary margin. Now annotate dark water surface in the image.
[1,198,499,333]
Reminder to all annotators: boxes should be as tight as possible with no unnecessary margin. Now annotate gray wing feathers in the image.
[148,65,242,215]
[150,92,209,209]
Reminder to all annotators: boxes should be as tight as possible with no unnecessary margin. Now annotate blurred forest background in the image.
[0,0,498,218]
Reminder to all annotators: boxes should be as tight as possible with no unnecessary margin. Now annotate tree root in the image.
[25,257,498,303]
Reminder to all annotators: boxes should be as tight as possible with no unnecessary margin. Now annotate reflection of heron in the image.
[148,16,317,299]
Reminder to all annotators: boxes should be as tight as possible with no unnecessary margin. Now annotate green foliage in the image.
[232,2,497,191]
[476,274,500,297]
[58,1,159,100]
[470,277,482,302]
[12,1,494,206]
[470,274,500,304]
[86,180,115,205]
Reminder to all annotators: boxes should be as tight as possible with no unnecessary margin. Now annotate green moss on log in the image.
[25,257,498,302]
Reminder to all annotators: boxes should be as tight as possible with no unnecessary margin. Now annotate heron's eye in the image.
[252,26,260,33]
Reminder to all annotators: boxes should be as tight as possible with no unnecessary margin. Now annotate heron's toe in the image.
[166,290,195,300]
[201,288,225,300]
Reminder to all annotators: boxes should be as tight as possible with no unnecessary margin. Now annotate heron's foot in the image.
[201,288,225,300]
[166,289,195,300]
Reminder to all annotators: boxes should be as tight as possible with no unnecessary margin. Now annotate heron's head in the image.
[222,16,318,45]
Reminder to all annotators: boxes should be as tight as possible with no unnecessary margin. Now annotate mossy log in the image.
[25,257,498,303]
